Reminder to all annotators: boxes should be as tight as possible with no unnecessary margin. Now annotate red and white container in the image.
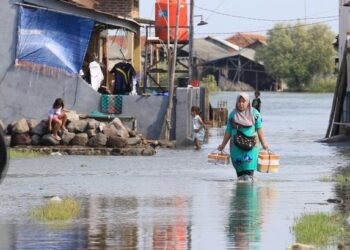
[155,0,189,42]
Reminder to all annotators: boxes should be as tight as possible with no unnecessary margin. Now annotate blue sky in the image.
[140,0,338,38]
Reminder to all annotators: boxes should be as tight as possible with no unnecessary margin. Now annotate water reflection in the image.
[0,186,280,250]
[227,184,277,250]
[152,198,188,250]
[332,148,350,213]
[1,196,191,250]
[85,196,138,250]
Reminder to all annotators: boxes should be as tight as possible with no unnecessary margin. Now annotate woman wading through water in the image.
[218,93,269,181]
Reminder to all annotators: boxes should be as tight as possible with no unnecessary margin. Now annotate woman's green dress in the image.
[225,108,262,174]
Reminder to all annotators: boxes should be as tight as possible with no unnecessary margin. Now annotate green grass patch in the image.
[29,198,81,222]
[304,78,337,93]
[10,149,42,158]
[292,212,345,246]
[319,175,349,184]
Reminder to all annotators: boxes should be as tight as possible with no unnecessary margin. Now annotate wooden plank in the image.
[332,122,350,126]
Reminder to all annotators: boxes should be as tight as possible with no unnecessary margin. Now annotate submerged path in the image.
[0,92,348,249]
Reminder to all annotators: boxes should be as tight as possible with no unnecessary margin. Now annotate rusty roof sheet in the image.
[226,33,267,48]
[60,0,97,9]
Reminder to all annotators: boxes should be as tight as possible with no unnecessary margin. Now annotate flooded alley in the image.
[0,92,348,250]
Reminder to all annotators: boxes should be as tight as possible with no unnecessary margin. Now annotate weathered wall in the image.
[339,0,350,123]
[0,68,101,124]
[123,96,169,140]
[339,0,349,64]
[176,87,201,147]
[97,0,139,18]
[0,0,17,81]
[338,0,350,65]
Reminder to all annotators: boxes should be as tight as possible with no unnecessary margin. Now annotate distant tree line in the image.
[256,22,336,91]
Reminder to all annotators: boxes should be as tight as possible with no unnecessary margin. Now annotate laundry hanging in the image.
[89,61,104,91]
[110,62,136,95]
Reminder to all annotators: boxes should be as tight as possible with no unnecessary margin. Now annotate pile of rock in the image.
[0,114,168,156]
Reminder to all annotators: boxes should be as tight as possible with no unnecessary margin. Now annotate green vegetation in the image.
[292,212,345,246]
[256,22,336,91]
[319,175,350,184]
[304,78,336,93]
[10,149,42,158]
[29,198,81,222]
[200,75,220,93]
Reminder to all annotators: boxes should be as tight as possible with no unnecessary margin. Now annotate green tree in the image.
[256,22,335,90]
[200,74,220,93]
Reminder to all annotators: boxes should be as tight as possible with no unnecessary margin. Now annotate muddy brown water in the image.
[0,92,347,249]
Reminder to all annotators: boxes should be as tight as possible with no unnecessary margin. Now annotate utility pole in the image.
[165,0,181,140]
[188,0,194,83]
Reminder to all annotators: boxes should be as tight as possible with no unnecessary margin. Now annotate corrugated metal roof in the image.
[205,36,240,51]
[206,48,262,65]
[23,0,140,33]
[182,38,232,61]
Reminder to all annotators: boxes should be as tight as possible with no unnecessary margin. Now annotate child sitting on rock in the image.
[48,98,68,141]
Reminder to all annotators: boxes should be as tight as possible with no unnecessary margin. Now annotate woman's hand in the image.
[262,142,269,150]
[218,144,225,151]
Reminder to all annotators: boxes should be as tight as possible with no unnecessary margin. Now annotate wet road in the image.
[0,92,346,249]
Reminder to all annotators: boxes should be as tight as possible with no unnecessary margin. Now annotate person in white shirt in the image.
[48,98,68,141]
[191,106,205,150]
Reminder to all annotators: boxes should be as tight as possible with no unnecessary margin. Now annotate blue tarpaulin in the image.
[16,7,95,74]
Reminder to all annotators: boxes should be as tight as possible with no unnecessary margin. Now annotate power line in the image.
[195,5,338,22]
[195,18,338,36]
[205,0,228,21]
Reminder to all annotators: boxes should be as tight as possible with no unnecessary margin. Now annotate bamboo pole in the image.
[164,0,181,140]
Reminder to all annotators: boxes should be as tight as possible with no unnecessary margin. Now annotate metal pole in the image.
[189,0,194,84]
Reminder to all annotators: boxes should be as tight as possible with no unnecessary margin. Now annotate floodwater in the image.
[0,92,348,250]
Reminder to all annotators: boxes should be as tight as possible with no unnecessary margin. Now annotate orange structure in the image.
[155,0,188,42]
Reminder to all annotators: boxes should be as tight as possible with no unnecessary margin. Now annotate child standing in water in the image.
[252,90,261,112]
[191,106,205,150]
[48,98,68,141]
